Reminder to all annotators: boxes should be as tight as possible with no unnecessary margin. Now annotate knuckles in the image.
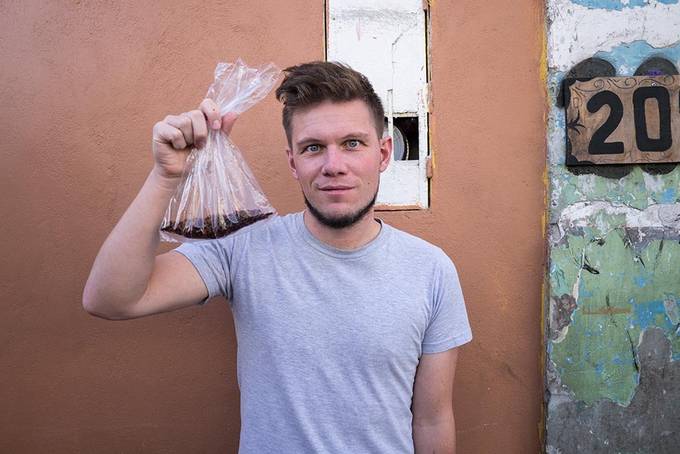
[169,130,183,142]
[199,99,219,118]
[155,105,209,147]
[178,115,192,129]
[188,109,203,122]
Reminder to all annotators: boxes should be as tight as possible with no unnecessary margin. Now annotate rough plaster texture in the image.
[1,1,545,453]
[546,0,680,452]
[429,1,545,453]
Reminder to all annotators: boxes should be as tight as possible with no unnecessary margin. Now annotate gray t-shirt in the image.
[176,212,472,454]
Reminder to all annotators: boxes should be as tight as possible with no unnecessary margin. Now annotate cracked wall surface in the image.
[546,1,680,452]
[547,328,680,453]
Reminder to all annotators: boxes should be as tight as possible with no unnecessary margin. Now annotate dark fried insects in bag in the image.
[161,210,273,239]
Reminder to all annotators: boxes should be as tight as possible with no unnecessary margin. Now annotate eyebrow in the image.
[340,132,371,142]
[295,137,320,149]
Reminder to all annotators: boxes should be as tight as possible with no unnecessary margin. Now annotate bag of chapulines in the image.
[160,59,280,242]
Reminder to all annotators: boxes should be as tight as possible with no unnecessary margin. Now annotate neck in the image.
[303,209,382,250]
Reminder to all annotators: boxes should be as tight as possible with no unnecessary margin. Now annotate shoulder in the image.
[176,212,298,256]
[219,211,298,243]
[382,222,453,267]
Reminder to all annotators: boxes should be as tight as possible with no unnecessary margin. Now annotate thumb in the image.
[221,112,239,135]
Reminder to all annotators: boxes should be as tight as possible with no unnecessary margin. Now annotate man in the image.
[83,61,472,453]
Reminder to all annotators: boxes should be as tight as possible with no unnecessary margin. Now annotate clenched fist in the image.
[152,98,238,180]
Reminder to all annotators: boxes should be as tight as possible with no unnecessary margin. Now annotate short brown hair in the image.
[275,61,384,146]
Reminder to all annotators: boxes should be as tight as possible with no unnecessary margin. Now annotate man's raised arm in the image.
[82,100,236,320]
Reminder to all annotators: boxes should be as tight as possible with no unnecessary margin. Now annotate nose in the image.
[321,145,347,176]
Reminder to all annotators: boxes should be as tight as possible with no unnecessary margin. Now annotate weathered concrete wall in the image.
[545,1,680,452]
[1,1,545,453]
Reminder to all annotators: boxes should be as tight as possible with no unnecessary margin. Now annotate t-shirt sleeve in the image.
[174,237,234,304]
[422,253,472,354]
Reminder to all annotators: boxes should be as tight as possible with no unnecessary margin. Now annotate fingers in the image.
[165,114,194,147]
[153,121,187,150]
[157,108,211,150]
[200,98,239,134]
[200,99,222,130]
[221,112,238,135]
[187,110,208,147]
[155,100,239,152]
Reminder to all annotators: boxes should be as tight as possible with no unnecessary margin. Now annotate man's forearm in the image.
[82,168,179,318]
[413,415,456,454]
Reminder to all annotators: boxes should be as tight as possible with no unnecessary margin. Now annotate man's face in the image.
[286,100,392,228]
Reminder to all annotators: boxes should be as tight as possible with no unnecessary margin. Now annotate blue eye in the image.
[305,144,321,153]
[346,139,360,149]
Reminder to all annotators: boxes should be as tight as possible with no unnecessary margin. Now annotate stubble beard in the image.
[304,188,378,230]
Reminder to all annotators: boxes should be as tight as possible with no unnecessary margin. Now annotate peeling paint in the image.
[663,294,680,325]
[547,0,680,72]
[547,40,680,221]
[592,40,680,75]
[546,2,680,450]
[573,0,679,11]
[547,328,680,453]
[550,230,680,403]
[550,294,579,342]
[555,201,680,243]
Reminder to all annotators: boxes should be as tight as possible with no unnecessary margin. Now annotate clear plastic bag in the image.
[160,59,281,243]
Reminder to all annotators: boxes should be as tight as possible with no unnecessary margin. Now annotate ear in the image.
[286,148,299,180]
[378,135,393,172]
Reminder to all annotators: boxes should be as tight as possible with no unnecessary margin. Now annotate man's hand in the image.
[151,99,238,181]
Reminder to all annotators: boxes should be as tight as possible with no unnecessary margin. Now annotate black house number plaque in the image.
[565,76,680,165]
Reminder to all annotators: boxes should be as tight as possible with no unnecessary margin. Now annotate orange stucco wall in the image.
[1,1,545,452]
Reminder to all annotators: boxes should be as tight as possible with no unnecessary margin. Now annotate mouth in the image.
[319,185,353,191]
